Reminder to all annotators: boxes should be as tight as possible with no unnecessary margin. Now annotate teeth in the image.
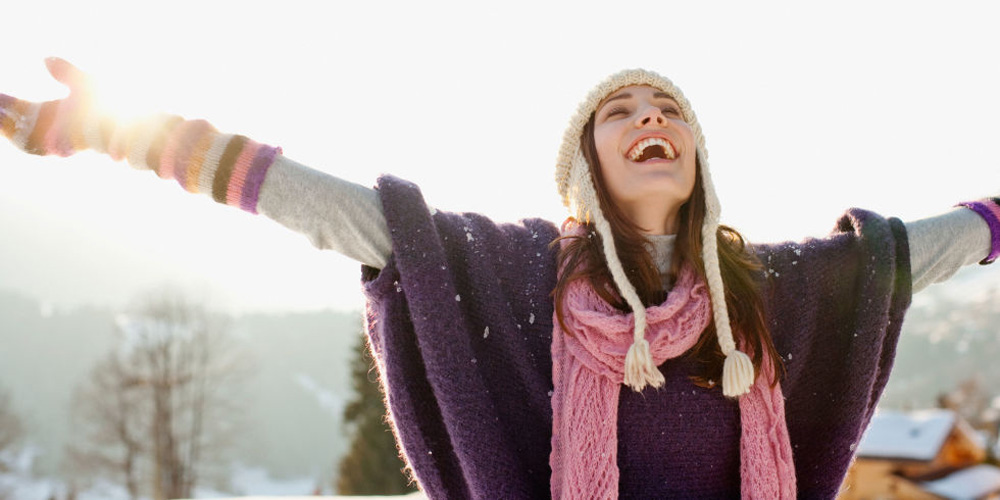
[628,137,676,161]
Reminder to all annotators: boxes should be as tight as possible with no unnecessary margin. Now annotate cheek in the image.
[592,127,619,166]
[683,157,699,198]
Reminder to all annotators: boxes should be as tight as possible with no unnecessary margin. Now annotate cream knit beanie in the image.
[555,69,755,397]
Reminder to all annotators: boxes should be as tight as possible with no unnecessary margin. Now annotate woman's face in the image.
[593,85,697,234]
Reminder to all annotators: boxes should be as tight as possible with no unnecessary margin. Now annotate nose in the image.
[635,105,667,128]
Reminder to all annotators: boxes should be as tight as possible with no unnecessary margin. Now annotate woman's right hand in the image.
[0,58,109,158]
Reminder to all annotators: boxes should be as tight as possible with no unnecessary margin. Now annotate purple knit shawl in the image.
[362,175,911,499]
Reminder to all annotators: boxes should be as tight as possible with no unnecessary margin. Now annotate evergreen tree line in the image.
[336,331,417,494]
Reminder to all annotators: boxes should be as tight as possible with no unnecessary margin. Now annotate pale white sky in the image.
[1,1,999,313]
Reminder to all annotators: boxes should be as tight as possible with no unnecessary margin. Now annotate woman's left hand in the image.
[0,57,106,157]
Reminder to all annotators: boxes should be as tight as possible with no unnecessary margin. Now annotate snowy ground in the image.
[196,496,425,500]
[0,447,425,500]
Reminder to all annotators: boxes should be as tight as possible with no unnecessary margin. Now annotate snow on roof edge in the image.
[856,408,956,461]
[921,464,1000,499]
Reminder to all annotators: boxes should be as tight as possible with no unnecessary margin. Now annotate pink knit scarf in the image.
[549,262,796,499]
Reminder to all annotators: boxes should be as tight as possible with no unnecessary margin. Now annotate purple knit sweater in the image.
[361,176,912,499]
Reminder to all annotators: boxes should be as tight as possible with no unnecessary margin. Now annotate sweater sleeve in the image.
[3,92,397,269]
[905,207,992,293]
[256,155,392,269]
[118,117,397,270]
[81,111,396,269]
[361,175,560,500]
[757,209,911,498]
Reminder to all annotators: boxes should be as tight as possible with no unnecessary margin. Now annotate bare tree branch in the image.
[66,289,252,500]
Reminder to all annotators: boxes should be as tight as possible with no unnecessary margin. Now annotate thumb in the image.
[45,57,90,90]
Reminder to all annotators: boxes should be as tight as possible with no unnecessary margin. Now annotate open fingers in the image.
[42,58,96,156]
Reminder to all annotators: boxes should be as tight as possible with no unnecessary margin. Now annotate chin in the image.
[638,180,693,201]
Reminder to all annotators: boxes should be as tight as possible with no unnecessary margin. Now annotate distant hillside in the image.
[881,263,1000,410]
[0,289,360,486]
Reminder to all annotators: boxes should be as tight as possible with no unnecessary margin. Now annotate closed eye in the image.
[605,106,629,117]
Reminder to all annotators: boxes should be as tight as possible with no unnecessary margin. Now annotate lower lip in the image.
[628,158,676,165]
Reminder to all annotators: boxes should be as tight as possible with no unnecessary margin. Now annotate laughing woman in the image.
[1,59,995,499]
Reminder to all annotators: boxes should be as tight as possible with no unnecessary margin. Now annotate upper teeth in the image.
[628,137,676,161]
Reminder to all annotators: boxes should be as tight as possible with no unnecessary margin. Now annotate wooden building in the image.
[839,409,1000,500]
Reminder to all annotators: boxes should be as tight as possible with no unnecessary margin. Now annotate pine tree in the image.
[336,333,416,494]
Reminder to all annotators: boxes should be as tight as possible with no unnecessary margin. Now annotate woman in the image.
[1,59,995,498]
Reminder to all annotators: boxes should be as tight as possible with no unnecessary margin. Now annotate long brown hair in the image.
[552,115,785,390]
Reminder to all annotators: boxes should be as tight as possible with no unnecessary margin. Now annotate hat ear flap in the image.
[567,150,595,223]
[696,148,754,397]
[571,149,664,391]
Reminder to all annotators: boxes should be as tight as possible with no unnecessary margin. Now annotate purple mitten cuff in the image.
[957,199,1000,265]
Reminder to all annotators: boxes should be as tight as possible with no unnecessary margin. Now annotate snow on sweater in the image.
[361,175,911,499]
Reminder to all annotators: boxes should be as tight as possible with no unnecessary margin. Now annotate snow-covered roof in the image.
[856,409,956,461]
[921,464,1000,500]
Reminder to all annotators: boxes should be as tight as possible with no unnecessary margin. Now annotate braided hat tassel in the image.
[570,152,663,391]
[700,147,754,397]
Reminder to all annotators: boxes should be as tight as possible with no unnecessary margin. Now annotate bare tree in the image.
[938,375,992,428]
[0,386,22,471]
[67,289,251,500]
[66,353,147,499]
[0,385,23,500]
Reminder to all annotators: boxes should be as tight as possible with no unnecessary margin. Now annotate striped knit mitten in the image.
[0,58,281,214]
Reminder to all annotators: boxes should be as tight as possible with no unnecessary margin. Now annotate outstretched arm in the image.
[1,58,392,269]
[258,157,391,268]
[906,200,997,293]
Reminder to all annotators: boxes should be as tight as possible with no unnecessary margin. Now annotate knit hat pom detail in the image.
[722,348,754,397]
[623,337,665,391]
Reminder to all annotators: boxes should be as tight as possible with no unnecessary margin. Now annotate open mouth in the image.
[627,137,676,162]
